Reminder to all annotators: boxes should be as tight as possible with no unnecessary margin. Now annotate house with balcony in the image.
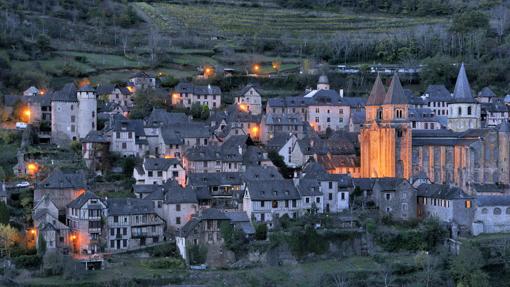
[66,191,107,254]
[106,198,165,251]
[187,172,244,209]
[133,157,186,186]
[243,179,301,228]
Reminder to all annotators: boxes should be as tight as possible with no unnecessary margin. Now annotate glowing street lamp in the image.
[252,64,261,74]
[203,66,214,78]
[239,103,249,112]
[26,162,38,175]
[23,108,31,123]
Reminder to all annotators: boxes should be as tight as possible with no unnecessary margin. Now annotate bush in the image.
[13,254,41,269]
[144,258,185,269]
[255,223,267,241]
[187,244,207,265]
[150,243,178,257]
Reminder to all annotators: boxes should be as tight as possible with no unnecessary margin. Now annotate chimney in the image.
[339,89,344,98]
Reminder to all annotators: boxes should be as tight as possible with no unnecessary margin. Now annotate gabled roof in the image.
[37,169,87,189]
[145,109,189,127]
[452,63,476,103]
[107,198,157,216]
[478,87,496,98]
[424,85,451,102]
[297,178,322,196]
[142,157,181,171]
[144,181,198,204]
[366,74,386,106]
[374,178,406,191]
[383,73,407,105]
[416,183,471,200]
[82,130,109,143]
[245,179,301,201]
[51,83,78,102]
[188,172,243,187]
[242,165,283,181]
[238,84,262,97]
[67,191,103,209]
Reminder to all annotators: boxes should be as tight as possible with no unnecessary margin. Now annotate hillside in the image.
[0,0,508,97]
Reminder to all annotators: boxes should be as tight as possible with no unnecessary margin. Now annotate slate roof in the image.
[352,178,376,190]
[266,133,293,150]
[143,157,181,171]
[238,84,262,96]
[67,191,102,209]
[471,183,508,194]
[477,195,510,207]
[188,172,243,187]
[245,179,301,200]
[416,184,472,199]
[297,178,322,196]
[366,74,386,106]
[375,178,405,191]
[179,209,253,237]
[484,102,508,113]
[242,165,283,181]
[107,198,156,216]
[51,83,78,102]
[351,111,366,125]
[160,123,211,144]
[452,63,476,103]
[37,169,87,189]
[478,87,496,98]
[267,96,312,108]
[384,73,407,105]
[108,115,145,136]
[145,181,198,204]
[424,85,452,102]
[82,130,109,143]
[145,109,189,127]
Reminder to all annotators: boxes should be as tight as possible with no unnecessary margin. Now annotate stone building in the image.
[473,195,510,235]
[133,157,186,186]
[234,84,263,115]
[35,169,88,217]
[66,191,107,254]
[447,64,481,132]
[106,198,165,251]
[51,84,97,145]
[359,73,412,179]
[372,178,417,221]
[416,183,475,227]
[172,83,221,109]
[411,122,510,193]
[129,72,156,90]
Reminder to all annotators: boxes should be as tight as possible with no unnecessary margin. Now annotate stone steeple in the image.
[452,63,475,103]
[384,73,407,105]
[366,74,386,106]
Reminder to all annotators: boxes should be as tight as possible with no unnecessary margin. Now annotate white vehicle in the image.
[15,181,30,188]
[16,122,28,129]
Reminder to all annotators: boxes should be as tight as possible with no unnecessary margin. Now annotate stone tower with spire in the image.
[360,74,412,179]
[447,63,481,132]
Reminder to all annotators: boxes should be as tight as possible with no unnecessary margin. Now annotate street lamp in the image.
[23,109,31,123]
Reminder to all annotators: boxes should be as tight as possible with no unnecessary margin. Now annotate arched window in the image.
[494,208,502,215]
[482,208,488,214]
[395,109,403,119]
[377,109,383,120]
[458,107,462,115]
[467,106,472,115]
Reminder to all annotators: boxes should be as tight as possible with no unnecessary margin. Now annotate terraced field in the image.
[135,2,448,40]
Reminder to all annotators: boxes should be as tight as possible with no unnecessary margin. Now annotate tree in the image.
[187,244,207,265]
[268,150,292,178]
[37,232,46,256]
[129,90,167,119]
[220,222,246,255]
[0,202,9,225]
[255,223,268,240]
[0,224,21,256]
[0,167,6,182]
[449,243,489,287]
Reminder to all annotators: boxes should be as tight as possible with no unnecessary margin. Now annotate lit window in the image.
[465,200,471,208]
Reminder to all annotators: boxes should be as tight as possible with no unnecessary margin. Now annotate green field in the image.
[135,2,448,40]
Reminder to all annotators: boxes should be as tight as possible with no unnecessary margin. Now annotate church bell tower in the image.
[360,73,412,179]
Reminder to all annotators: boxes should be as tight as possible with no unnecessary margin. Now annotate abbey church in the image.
[360,64,510,194]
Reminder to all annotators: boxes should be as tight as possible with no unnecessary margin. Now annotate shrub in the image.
[13,254,41,269]
[145,258,185,269]
[187,244,207,265]
[255,223,267,241]
[150,243,178,257]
